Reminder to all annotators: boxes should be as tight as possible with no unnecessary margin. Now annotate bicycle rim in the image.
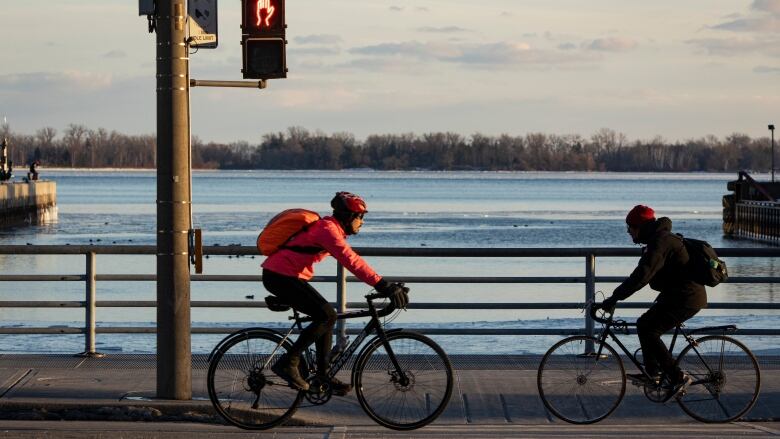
[677,335,761,423]
[207,331,304,430]
[354,331,454,430]
[537,336,626,424]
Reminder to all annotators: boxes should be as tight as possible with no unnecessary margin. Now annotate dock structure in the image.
[724,171,780,244]
[0,180,57,227]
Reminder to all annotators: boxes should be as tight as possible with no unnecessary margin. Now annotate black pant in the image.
[636,303,700,380]
[262,269,337,373]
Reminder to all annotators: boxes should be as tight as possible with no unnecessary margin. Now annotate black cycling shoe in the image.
[627,372,660,386]
[270,354,310,391]
[663,373,693,402]
[326,376,352,396]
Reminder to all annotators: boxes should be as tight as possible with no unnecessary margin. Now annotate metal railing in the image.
[1,245,780,356]
[735,200,780,243]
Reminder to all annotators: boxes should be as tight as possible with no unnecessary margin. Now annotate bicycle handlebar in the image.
[365,292,384,301]
[589,303,613,325]
[365,283,409,317]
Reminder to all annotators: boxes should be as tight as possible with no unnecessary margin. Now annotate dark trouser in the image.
[637,303,700,381]
[262,269,337,373]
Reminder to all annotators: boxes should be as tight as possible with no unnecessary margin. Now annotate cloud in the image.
[710,1,780,32]
[349,41,594,67]
[350,41,436,58]
[754,65,780,73]
[712,16,780,32]
[417,26,469,34]
[389,6,403,12]
[751,0,780,15]
[687,37,780,57]
[290,46,341,56]
[585,37,638,52]
[0,71,113,94]
[102,50,126,59]
[294,34,342,45]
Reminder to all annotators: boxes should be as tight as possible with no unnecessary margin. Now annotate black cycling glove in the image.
[601,295,618,312]
[375,280,410,309]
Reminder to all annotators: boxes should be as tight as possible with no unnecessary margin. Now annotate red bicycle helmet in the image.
[626,205,655,227]
[331,192,367,214]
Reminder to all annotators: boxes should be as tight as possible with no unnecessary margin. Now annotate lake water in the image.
[1,170,778,355]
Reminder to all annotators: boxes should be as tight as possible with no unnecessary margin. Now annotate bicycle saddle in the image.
[264,295,292,312]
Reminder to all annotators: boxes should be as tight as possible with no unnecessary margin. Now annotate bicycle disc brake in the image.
[304,376,332,405]
[390,369,416,391]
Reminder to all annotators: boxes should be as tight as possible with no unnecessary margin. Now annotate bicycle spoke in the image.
[207,331,303,430]
[537,336,625,424]
[677,335,760,423]
[355,332,453,430]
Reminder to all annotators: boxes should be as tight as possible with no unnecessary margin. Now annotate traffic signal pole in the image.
[155,0,192,400]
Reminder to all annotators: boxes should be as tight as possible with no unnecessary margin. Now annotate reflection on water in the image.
[0,170,778,354]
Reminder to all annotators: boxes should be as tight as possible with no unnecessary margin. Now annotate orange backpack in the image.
[257,209,321,256]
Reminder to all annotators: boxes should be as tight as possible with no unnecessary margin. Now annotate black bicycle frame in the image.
[594,315,737,381]
[282,298,408,382]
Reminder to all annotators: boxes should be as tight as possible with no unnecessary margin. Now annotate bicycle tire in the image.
[207,330,305,430]
[676,335,760,423]
[537,335,626,424]
[353,331,454,430]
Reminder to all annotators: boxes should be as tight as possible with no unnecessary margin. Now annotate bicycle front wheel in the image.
[354,331,454,430]
[676,335,760,423]
[207,330,305,430]
[537,336,626,424]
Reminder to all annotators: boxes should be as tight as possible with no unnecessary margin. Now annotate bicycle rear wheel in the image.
[354,331,454,430]
[676,335,760,423]
[537,336,626,424]
[207,330,305,430]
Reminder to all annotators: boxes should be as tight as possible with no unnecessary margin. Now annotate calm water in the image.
[1,170,778,354]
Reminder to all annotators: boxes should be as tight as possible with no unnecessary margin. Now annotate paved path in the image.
[0,354,777,434]
[2,421,780,438]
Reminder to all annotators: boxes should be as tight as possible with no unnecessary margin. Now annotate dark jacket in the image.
[613,217,707,309]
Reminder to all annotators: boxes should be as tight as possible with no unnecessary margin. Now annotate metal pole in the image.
[156,0,192,400]
[190,79,267,88]
[78,251,103,358]
[335,263,348,349]
[772,125,776,183]
[585,254,596,354]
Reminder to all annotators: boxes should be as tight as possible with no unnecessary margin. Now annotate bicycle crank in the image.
[304,376,332,405]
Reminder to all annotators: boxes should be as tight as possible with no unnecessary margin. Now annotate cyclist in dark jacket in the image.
[601,205,706,399]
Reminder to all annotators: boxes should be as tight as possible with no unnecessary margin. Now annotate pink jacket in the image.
[261,216,382,286]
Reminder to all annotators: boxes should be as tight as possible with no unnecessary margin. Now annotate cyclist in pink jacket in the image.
[262,192,408,394]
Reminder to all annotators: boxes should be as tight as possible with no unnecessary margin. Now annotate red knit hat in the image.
[626,205,655,227]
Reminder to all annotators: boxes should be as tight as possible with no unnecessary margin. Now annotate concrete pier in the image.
[0,181,57,227]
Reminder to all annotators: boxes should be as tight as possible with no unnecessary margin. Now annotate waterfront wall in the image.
[0,181,57,227]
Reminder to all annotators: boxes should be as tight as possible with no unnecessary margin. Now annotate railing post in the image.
[335,263,348,350]
[585,253,596,354]
[78,251,103,358]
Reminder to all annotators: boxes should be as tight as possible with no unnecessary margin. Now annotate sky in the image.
[0,0,779,144]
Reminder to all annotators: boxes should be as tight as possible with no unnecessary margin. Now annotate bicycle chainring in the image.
[643,383,672,403]
[304,376,332,405]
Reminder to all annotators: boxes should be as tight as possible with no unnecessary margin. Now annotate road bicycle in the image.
[537,304,761,424]
[206,287,454,430]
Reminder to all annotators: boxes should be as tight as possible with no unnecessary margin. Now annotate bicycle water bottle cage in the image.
[264,295,292,312]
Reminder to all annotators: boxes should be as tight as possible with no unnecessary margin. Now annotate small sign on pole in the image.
[189,0,218,48]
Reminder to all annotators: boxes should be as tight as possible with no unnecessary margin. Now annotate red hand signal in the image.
[256,0,275,28]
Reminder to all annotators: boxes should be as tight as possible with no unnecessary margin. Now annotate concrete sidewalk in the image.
[0,354,777,427]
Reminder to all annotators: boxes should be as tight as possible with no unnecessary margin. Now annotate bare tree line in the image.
[1,123,773,172]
